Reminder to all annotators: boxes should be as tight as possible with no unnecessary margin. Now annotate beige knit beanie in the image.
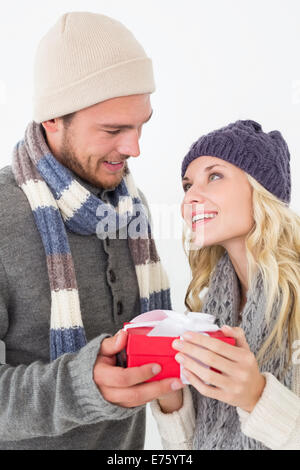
[33,11,155,123]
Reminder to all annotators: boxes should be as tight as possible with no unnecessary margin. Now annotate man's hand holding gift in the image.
[93,329,184,408]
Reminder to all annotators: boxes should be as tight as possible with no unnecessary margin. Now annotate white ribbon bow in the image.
[123,309,219,336]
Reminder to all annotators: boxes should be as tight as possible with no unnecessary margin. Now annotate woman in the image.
[150,120,300,450]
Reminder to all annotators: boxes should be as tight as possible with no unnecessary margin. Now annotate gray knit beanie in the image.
[181,120,291,204]
[33,11,155,123]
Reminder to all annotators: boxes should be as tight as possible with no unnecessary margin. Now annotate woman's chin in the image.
[189,234,216,251]
[189,235,205,250]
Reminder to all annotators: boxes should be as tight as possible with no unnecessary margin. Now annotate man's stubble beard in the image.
[58,127,126,190]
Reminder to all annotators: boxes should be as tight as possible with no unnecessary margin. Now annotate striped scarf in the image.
[12,121,171,361]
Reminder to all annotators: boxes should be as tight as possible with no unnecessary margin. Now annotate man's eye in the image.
[106,130,120,135]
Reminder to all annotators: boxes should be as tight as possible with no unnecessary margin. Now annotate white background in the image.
[0,0,299,450]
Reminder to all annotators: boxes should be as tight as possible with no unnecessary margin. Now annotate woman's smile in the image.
[192,211,218,231]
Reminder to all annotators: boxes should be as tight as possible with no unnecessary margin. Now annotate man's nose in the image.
[117,129,140,158]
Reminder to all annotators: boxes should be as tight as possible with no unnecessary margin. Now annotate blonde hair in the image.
[183,174,300,366]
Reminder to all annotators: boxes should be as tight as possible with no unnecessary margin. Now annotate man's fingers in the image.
[98,355,116,366]
[95,330,186,408]
[95,360,163,388]
[100,330,128,356]
[101,377,184,408]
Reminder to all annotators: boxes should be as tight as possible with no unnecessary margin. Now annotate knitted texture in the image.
[237,372,300,449]
[33,11,155,123]
[191,251,293,450]
[11,121,171,360]
[181,120,291,204]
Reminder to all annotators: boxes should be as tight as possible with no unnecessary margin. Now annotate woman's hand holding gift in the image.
[172,325,266,413]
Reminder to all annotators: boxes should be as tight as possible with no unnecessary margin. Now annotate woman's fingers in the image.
[175,352,230,388]
[181,368,223,401]
[173,339,236,376]
[174,331,243,363]
[220,325,251,350]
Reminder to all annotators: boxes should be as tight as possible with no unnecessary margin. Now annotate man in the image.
[0,11,184,450]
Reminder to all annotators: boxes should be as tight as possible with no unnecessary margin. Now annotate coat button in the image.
[108,269,116,283]
[117,301,123,315]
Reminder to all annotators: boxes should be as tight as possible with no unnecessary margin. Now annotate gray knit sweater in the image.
[0,165,147,450]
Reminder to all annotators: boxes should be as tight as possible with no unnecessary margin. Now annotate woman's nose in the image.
[182,189,206,220]
[184,186,206,205]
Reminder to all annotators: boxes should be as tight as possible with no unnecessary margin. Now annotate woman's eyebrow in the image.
[182,163,227,181]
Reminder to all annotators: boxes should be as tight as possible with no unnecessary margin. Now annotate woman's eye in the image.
[183,173,222,192]
[209,172,222,181]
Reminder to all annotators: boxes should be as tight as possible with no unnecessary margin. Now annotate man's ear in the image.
[41,118,61,134]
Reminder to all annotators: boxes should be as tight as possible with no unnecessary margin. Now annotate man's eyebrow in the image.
[182,163,227,181]
[99,109,154,129]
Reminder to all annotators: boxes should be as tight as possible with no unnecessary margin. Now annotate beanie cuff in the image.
[33,57,155,123]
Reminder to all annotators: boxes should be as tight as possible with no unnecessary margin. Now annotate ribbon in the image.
[123,309,220,385]
[123,309,219,337]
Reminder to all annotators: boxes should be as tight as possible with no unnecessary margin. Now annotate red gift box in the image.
[124,323,235,383]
